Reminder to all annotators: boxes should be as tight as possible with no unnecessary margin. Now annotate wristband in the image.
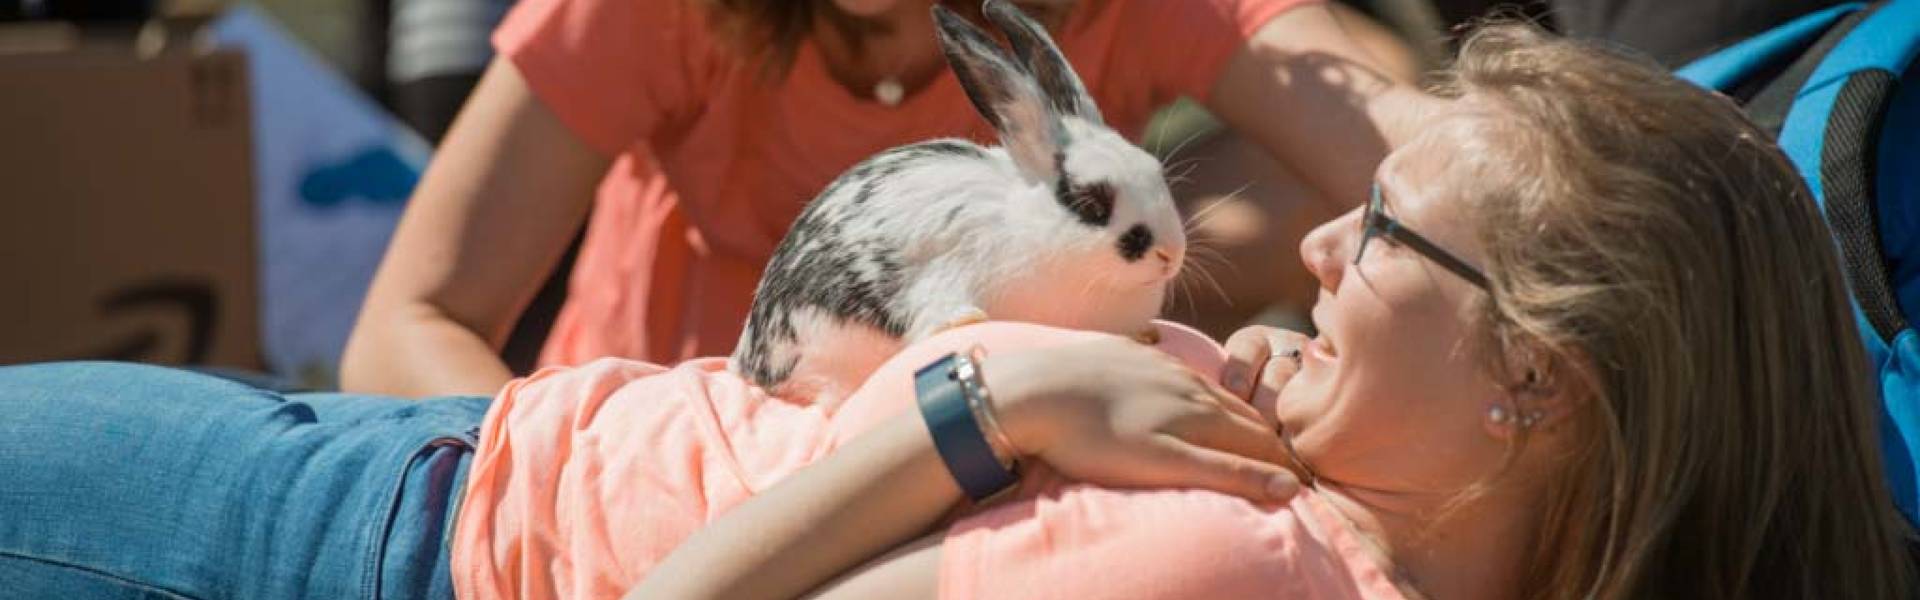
[916,352,1020,502]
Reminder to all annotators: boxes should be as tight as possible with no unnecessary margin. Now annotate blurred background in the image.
[0,0,1787,390]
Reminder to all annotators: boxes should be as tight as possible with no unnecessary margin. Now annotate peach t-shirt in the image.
[493,0,1318,366]
[450,321,1409,599]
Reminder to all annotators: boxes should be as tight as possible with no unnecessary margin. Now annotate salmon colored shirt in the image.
[494,0,1318,367]
[450,321,1410,599]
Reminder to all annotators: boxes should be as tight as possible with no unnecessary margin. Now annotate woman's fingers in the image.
[1166,397,1292,467]
[1260,336,1303,389]
[1223,327,1312,401]
[1220,326,1276,399]
[1185,371,1268,425]
[1141,436,1300,502]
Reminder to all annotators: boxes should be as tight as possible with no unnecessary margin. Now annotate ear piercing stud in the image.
[1519,411,1545,428]
[1488,405,1546,428]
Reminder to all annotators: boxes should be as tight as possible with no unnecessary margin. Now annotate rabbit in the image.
[731,0,1187,396]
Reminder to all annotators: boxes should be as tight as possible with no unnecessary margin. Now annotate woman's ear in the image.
[1482,351,1587,441]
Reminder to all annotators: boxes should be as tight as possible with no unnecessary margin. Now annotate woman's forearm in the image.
[626,339,1302,599]
[339,302,516,397]
[1209,4,1438,208]
[626,411,962,600]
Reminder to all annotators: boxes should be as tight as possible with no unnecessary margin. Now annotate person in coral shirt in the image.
[339,0,1429,397]
[0,24,1912,599]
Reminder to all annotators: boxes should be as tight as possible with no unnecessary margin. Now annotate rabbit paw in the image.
[930,308,990,335]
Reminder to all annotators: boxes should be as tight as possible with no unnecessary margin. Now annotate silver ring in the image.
[1275,348,1303,364]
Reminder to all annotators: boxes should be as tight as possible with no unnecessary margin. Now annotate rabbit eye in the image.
[1059,182,1115,226]
[1117,224,1154,262]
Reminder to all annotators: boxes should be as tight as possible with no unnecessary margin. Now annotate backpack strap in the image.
[1781,0,1919,342]
[1778,0,1920,526]
[1739,9,1875,135]
[1682,1,1920,525]
[1676,3,1866,93]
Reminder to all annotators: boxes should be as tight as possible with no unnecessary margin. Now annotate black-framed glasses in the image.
[1355,182,1493,291]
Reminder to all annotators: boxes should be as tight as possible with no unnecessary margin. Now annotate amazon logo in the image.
[72,278,219,364]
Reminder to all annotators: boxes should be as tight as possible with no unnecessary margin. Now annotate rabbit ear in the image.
[934,4,1064,182]
[982,0,1102,125]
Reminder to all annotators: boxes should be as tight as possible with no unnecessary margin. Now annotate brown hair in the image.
[1436,22,1918,599]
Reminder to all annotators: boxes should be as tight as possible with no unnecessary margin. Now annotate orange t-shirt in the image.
[493,0,1319,366]
[450,321,1409,599]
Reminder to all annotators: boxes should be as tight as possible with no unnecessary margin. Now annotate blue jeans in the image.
[0,362,490,599]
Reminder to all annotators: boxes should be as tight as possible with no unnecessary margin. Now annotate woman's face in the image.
[1269,106,1515,494]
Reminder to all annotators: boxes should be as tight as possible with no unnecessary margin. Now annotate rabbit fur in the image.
[732,0,1187,395]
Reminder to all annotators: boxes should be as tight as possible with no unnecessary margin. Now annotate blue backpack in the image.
[1677,0,1920,524]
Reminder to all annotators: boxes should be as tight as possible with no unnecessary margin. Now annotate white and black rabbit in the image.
[732,0,1186,395]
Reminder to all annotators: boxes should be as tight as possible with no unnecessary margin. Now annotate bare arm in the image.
[627,409,962,600]
[1207,3,1438,210]
[341,58,610,397]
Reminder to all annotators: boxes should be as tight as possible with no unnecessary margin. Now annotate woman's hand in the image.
[982,339,1301,502]
[1221,325,1312,404]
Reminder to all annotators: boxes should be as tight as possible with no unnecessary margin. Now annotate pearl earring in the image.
[1488,405,1511,424]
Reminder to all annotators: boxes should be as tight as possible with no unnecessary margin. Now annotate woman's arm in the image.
[340,58,610,396]
[1209,3,1437,209]
[626,339,1303,600]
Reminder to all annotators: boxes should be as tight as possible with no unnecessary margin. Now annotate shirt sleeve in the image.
[1121,0,1322,105]
[492,0,711,155]
[939,482,1328,600]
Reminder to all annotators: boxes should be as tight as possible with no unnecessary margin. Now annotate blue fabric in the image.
[1880,60,1920,321]
[0,362,489,599]
[1679,0,1920,523]
[1768,0,1920,524]
[1776,0,1920,206]
[1672,2,1864,90]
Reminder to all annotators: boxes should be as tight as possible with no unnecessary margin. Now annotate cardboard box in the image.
[0,38,262,368]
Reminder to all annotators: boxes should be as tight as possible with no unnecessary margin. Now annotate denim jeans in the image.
[0,362,490,599]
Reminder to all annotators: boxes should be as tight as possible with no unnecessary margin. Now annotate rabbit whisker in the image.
[1176,239,1235,310]
[1156,128,1211,169]
[1183,181,1259,234]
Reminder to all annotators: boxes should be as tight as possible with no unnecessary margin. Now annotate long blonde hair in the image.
[1438,22,1917,599]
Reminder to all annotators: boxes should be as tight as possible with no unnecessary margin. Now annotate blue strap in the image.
[1772,0,1920,526]
[1779,0,1920,207]
[916,354,1018,502]
[1676,3,1866,91]
[1679,0,1920,525]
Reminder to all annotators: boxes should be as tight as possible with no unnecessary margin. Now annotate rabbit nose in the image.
[1154,246,1183,265]
[1154,247,1183,275]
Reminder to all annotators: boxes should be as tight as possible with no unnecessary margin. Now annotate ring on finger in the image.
[1274,347,1302,364]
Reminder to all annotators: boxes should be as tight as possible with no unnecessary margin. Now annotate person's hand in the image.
[1220,325,1312,404]
[981,339,1300,502]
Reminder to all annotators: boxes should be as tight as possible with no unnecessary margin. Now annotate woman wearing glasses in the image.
[618,22,1916,599]
[0,22,1912,600]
